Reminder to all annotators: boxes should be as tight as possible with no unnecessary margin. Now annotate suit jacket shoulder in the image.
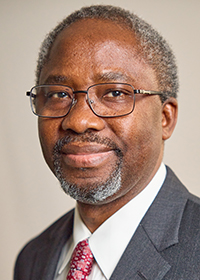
[14,209,74,280]
[110,166,200,280]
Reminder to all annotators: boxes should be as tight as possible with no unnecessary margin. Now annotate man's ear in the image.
[162,97,178,140]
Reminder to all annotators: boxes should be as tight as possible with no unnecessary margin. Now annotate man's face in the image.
[38,19,165,205]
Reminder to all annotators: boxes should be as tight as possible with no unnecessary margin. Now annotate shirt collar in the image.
[58,209,91,275]
[59,163,166,279]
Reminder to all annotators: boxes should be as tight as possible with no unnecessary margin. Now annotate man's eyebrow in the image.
[43,72,134,85]
[96,72,134,83]
[43,75,69,84]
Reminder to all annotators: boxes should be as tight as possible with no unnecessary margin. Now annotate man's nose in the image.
[61,94,105,134]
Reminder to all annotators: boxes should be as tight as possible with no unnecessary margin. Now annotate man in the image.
[14,5,200,280]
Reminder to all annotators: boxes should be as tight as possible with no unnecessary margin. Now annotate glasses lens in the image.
[30,85,73,117]
[88,83,135,117]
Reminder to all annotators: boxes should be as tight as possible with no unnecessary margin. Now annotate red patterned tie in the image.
[66,239,94,280]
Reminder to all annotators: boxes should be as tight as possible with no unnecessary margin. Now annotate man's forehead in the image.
[40,18,158,90]
[48,18,143,71]
[55,18,137,45]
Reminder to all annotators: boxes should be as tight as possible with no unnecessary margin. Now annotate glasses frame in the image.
[26,83,164,118]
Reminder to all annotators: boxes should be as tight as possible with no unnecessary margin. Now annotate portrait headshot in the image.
[0,1,200,280]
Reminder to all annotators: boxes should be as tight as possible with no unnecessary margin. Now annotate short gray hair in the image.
[36,5,178,102]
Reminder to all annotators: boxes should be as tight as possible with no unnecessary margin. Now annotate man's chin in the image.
[57,167,122,204]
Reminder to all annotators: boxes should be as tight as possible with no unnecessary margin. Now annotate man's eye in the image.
[47,91,70,98]
[106,90,124,97]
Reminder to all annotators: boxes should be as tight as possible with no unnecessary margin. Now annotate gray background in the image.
[1,0,200,279]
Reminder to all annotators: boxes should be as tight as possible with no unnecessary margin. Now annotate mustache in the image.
[53,133,123,157]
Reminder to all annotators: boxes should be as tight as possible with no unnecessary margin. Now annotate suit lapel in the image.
[141,167,188,252]
[110,224,171,280]
[30,210,74,280]
[111,167,188,280]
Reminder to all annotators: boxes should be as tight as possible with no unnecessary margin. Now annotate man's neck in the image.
[77,195,133,233]
[77,159,163,233]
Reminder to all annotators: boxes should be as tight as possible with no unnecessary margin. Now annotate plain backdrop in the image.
[1,0,200,279]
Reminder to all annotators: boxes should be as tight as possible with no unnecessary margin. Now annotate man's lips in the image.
[61,143,115,168]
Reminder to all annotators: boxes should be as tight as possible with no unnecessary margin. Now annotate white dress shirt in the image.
[54,163,167,280]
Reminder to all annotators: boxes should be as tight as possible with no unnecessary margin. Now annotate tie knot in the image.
[67,239,94,280]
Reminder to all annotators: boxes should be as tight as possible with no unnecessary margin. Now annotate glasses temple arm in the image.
[134,89,163,95]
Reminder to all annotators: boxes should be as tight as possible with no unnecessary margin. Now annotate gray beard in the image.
[53,134,123,204]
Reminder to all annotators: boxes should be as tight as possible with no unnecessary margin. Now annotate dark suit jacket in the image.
[14,167,200,279]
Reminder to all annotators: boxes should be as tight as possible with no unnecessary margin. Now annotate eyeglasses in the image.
[26,83,164,118]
